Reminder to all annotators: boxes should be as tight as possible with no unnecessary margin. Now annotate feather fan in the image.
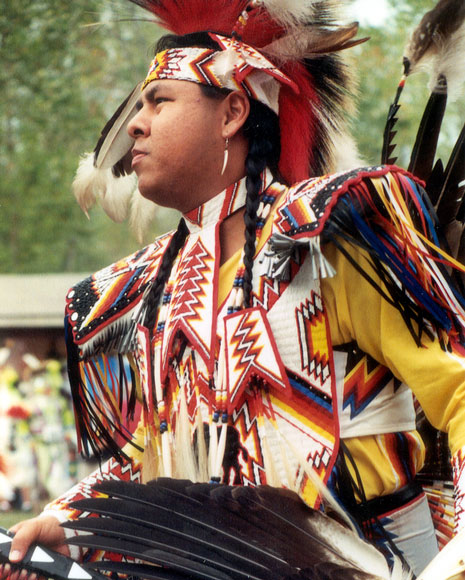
[63,479,412,580]
[381,0,465,288]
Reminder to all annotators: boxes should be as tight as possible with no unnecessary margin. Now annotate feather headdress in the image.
[73,0,364,229]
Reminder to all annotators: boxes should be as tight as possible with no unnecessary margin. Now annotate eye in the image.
[153,97,169,106]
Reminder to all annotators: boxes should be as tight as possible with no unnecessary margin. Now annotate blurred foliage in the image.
[1,0,464,273]
[0,0,176,273]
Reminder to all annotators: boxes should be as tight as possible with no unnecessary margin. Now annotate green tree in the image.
[0,0,174,274]
[1,0,463,274]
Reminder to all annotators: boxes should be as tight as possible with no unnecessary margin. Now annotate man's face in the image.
[128,80,227,212]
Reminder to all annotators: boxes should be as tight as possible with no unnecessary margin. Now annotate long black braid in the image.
[142,218,189,330]
[242,102,281,308]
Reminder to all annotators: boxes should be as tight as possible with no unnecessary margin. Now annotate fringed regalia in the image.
[46,165,465,573]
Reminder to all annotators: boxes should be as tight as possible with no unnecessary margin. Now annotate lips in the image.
[131,148,148,168]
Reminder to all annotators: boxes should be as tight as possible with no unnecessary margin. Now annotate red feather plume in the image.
[129,0,247,36]
[129,1,285,46]
[278,63,318,183]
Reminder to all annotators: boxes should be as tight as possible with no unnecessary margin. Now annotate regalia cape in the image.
[64,165,465,500]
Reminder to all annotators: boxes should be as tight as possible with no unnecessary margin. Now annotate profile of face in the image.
[127,80,248,213]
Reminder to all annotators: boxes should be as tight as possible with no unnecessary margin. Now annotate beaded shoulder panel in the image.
[65,232,174,356]
[273,165,403,238]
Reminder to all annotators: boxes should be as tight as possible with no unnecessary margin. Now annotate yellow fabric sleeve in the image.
[321,241,465,457]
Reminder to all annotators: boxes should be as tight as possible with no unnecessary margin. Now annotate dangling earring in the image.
[221,137,230,176]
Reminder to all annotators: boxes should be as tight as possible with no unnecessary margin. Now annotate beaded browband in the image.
[142,33,299,115]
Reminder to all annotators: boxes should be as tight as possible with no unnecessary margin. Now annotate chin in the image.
[138,182,165,203]
[138,183,181,211]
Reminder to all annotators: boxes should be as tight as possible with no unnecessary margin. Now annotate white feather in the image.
[72,153,138,223]
[72,153,103,218]
[258,0,317,25]
[99,173,138,223]
[259,0,342,27]
[129,190,158,243]
[431,25,465,99]
[332,132,365,173]
[312,515,411,579]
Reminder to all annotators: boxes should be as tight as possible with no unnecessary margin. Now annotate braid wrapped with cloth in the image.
[34,1,465,579]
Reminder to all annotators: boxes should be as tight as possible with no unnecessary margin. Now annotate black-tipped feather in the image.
[435,120,465,223]
[426,159,446,207]
[381,101,400,165]
[404,0,465,73]
[93,82,141,175]
[64,479,405,580]
[408,79,448,180]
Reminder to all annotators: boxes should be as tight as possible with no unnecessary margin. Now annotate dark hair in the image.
[143,31,281,329]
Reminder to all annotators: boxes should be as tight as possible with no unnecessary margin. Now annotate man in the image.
[3,1,465,577]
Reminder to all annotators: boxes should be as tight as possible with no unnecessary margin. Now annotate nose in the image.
[127,108,148,139]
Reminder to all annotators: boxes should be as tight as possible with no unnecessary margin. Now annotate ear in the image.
[221,91,250,139]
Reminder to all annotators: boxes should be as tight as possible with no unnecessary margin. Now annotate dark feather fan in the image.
[382,0,465,164]
[63,479,411,580]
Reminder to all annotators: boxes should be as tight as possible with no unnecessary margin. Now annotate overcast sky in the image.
[349,0,390,25]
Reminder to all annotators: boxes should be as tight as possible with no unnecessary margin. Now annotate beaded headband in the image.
[142,33,299,115]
